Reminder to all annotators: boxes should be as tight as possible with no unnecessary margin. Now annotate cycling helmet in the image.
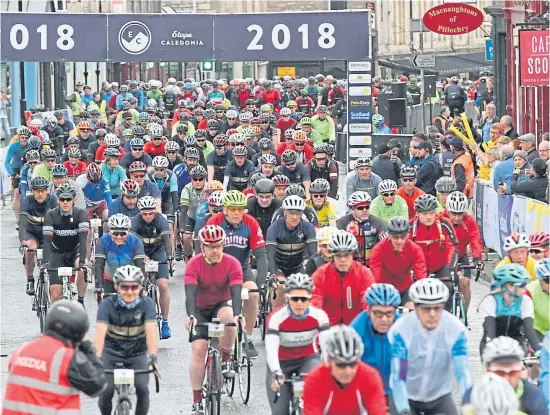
[67,148,82,159]
[232,133,246,145]
[260,104,271,113]
[25,150,41,162]
[317,105,328,114]
[249,172,266,187]
[89,109,100,117]
[41,148,57,159]
[378,180,397,193]
[446,191,468,213]
[293,130,307,143]
[122,129,134,139]
[41,138,54,148]
[78,120,93,131]
[184,147,200,160]
[53,110,64,119]
[86,163,102,183]
[226,109,238,119]
[503,233,530,252]
[470,373,519,415]
[104,133,119,147]
[208,191,224,208]
[280,107,291,117]
[232,146,248,157]
[195,129,206,138]
[284,273,314,293]
[254,178,276,194]
[17,126,31,136]
[150,116,162,125]
[414,194,438,212]
[222,190,248,208]
[165,141,180,152]
[401,165,417,178]
[149,124,164,138]
[176,124,188,134]
[309,178,330,194]
[481,336,524,365]
[66,136,80,146]
[45,299,89,343]
[328,230,358,254]
[325,144,335,156]
[316,226,338,245]
[372,114,385,127]
[204,108,216,119]
[128,161,147,173]
[347,191,371,208]
[206,119,219,130]
[273,175,290,188]
[194,108,204,116]
[189,165,207,179]
[46,115,57,128]
[30,176,49,190]
[198,225,226,245]
[56,182,76,198]
[286,100,297,108]
[120,101,131,111]
[258,138,272,150]
[213,135,228,147]
[282,195,306,211]
[104,148,121,158]
[129,138,145,148]
[260,154,277,165]
[96,120,107,129]
[285,184,306,199]
[152,156,169,169]
[120,179,140,197]
[387,216,411,235]
[435,176,457,194]
[492,264,530,287]
[108,213,131,230]
[282,149,298,164]
[354,156,372,168]
[239,111,253,122]
[183,135,196,146]
[27,137,41,149]
[529,232,550,249]
[408,278,449,305]
[96,128,107,138]
[535,258,550,280]
[325,325,364,364]
[113,265,145,286]
[365,283,401,307]
[137,196,157,211]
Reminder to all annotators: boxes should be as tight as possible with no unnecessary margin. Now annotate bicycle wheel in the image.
[457,293,468,327]
[225,336,239,397]
[114,398,131,415]
[208,353,222,415]
[39,279,49,334]
[150,285,162,340]
[238,330,252,404]
[209,393,221,415]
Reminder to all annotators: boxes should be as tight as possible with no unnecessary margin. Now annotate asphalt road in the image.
[0,180,500,413]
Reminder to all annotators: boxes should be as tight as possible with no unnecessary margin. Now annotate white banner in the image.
[482,185,502,256]
[510,196,528,234]
[0,146,12,197]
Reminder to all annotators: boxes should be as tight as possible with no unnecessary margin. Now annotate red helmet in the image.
[198,225,226,245]
[120,179,140,197]
[29,125,39,135]
[273,174,290,187]
[86,162,102,183]
[128,161,147,173]
[529,232,550,249]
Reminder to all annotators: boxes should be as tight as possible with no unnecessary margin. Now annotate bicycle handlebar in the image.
[187,316,241,343]
[104,366,160,393]
[273,373,307,403]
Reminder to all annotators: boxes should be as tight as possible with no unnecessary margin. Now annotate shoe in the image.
[245,341,259,358]
[222,360,235,379]
[191,402,204,415]
[26,280,35,296]
[161,320,172,339]
[175,245,183,261]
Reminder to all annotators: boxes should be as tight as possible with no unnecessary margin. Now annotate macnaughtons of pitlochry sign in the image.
[422,3,484,35]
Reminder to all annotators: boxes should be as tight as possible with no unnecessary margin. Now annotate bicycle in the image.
[144,260,163,340]
[273,373,307,415]
[58,266,85,301]
[105,362,160,415]
[87,216,103,286]
[189,317,237,415]
[257,275,282,341]
[27,249,49,333]
[440,269,468,327]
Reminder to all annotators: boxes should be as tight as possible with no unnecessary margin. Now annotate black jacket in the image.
[67,340,106,397]
[372,155,400,182]
[511,175,548,202]
[416,155,443,195]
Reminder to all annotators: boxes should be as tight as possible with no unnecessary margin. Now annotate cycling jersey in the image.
[180,182,207,222]
[302,361,388,415]
[369,195,409,224]
[246,197,282,237]
[207,149,232,183]
[306,201,336,227]
[33,163,54,182]
[137,180,161,199]
[147,170,178,204]
[95,145,126,162]
[336,214,388,265]
[439,211,483,260]
[63,161,87,178]
[100,164,127,197]
[130,213,170,258]
[143,141,166,157]
[526,280,549,336]
[396,187,425,219]
[277,164,311,187]
[345,171,382,200]
[95,233,146,281]
[42,207,89,263]
[19,195,58,241]
[410,218,458,274]
[172,163,193,194]
[18,163,35,196]
[311,261,373,325]
[74,174,113,211]
[306,160,339,198]
[496,256,538,281]
[224,160,255,191]
[4,141,29,175]
[370,238,427,292]
[108,198,139,218]
[272,206,319,227]
[119,153,153,170]
[388,311,471,414]
[351,311,401,395]
[266,305,330,372]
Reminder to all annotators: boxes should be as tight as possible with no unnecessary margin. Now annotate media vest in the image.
[451,153,474,199]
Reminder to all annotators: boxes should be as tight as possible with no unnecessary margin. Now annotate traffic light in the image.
[201,60,214,72]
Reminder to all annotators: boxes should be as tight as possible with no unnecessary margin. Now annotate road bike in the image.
[145,260,163,339]
[58,266,84,301]
[273,373,307,415]
[87,216,103,286]
[27,248,49,333]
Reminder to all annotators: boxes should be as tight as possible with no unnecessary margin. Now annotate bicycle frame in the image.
[145,260,163,339]
[274,373,307,415]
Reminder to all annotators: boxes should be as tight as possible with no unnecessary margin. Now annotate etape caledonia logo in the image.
[119,21,152,55]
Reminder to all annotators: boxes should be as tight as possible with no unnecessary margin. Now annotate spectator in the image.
[517,133,539,164]
[450,137,474,198]
[433,106,451,137]
[0,89,11,140]
[511,150,531,185]
[539,140,549,162]
[493,144,515,194]
[372,144,400,182]
[408,133,426,167]
[511,158,548,202]
[500,115,519,140]
[486,147,502,183]
[496,135,512,147]
[434,137,454,177]
[541,132,549,142]
[415,140,442,196]
[479,103,499,143]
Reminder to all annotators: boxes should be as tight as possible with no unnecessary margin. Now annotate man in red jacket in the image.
[311,230,373,325]
[285,130,313,165]
[439,191,482,311]
[370,217,427,309]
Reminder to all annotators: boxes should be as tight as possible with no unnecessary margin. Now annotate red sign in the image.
[519,30,550,87]
[423,3,484,35]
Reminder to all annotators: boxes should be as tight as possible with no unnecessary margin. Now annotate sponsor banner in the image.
[348,73,372,84]
[349,148,372,159]
[0,146,11,197]
[498,195,514,257]
[525,198,550,235]
[348,123,372,133]
[349,135,371,146]
[519,29,550,87]
[349,110,371,122]
[348,61,371,72]
[473,182,484,240]
[348,86,372,96]
[482,184,501,256]
[349,98,372,108]
[510,195,527,234]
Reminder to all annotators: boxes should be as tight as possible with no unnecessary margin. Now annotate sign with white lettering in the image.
[519,29,550,87]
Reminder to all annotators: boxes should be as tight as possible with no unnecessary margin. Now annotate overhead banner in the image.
[519,29,550,87]
[0,10,370,62]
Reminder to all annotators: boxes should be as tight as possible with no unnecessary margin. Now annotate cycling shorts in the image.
[458,255,471,278]
[184,216,195,234]
[11,168,20,189]
[25,231,43,246]
[161,200,175,223]
[147,251,169,280]
[278,265,304,278]
[431,265,455,312]
[407,393,457,415]
[48,249,79,285]
[243,267,255,283]
[86,201,108,220]
[191,300,233,342]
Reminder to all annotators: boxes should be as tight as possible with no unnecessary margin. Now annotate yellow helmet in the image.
[316,226,339,245]
[223,98,231,109]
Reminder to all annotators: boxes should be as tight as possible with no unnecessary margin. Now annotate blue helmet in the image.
[535,258,550,280]
[28,136,42,149]
[51,164,68,177]
[184,134,197,146]
[184,82,193,89]
[364,283,401,307]
[139,112,150,122]
[492,264,530,288]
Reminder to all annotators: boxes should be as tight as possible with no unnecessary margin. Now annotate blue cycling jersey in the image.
[173,163,191,195]
[4,141,29,174]
[19,163,34,196]
[109,197,139,218]
[75,175,113,211]
[95,233,146,280]
[100,164,127,197]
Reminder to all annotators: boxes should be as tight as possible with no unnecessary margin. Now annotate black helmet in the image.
[387,216,411,235]
[30,176,49,190]
[248,172,266,187]
[132,125,146,137]
[45,299,89,343]
[282,149,298,164]
[258,138,272,150]
[206,119,219,130]
[285,184,306,198]
[176,124,188,134]
[308,76,316,84]
[300,89,308,97]
[255,178,275,194]
[245,98,255,106]
[414,194,438,212]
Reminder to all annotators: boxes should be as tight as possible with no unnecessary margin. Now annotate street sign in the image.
[485,39,494,61]
[412,54,436,68]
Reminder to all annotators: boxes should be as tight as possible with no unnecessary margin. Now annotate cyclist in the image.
[18,149,41,197]
[94,265,158,415]
[526,258,549,342]
[251,138,281,168]
[144,125,167,158]
[246,178,282,237]
[278,149,311,199]
[86,128,107,163]
[5,126,30,220]
[95,133,125,163]
[63,148,87,179]
[33,148,58,182]
[19,176,58,295]
[311,230,373,325]
[179,165,208,260]
[345,156,381,200]
[370,217,427,309]
[223,146,255,191]
[131,196,172,339]
[184,225,243,415]
[267,195,317,307]
[286,130,313,165]
[273,174,290,200]
[3,300,105,414]
[127,161,161,209]
[306,145,339,198]
[496,233,538,280]
[462,373,520,415]
[148,156,179,223]
[109,179,140,218]
[434,176,457,213]
[462,336,547,415]
[242,172,266,199]
[165,141,183,170]
[256,154,278,180]
[49,164,86,209]
[529,232,549,261]
[43,183,89,304]
[410,194,458,311]
[304,226,338,276]
[370,180,409,224]
[306,178,337,227]
[388,278,472,415]
[207,134,232,183]
[120,138,153,170]
[266,273,330,414]
[440,191,483,311]
[207,190,268,357]
[100,148,127,199]
[272,184,319,226]
[173,147,201,195]
[479,264,540,353]
[302,325,387,415]
[396,165,424,218]
[351,283,402,399]
[336,191,387,267]
[192,190,224,252]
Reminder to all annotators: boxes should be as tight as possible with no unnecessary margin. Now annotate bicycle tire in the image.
[114,398,131,415]
[209,393,221,415]
[39,278,49,334]
[457,293,468,327]
[238,330,252,404]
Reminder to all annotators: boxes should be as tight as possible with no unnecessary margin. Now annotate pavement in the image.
[0,178,502,413]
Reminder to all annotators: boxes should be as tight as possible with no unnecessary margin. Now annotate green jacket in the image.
[310,115,335,142]
[33,163,53,182]
[200,139,215,161]
[369,194,409,224]
[307,129,323,147]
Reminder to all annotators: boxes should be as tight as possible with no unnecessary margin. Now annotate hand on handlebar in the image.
[271,371,284,392]
[234,315,245,329]
[185,315,194,331]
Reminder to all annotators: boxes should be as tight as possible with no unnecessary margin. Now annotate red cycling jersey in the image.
[370,237,427,291]
[63,160,87,178]
[311,261,373,326]
[409,218,458,273]
[439,211,483,260]
[261,89,281,107]
[236,89,252,109]
[286,143,313,164]
[143,141,166,157]
[94,145,126,162]
[302,361,388,415]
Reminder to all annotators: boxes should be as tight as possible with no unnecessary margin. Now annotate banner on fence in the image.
[0,146,12,197]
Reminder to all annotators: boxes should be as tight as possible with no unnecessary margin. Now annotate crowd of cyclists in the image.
[3,73,550,415]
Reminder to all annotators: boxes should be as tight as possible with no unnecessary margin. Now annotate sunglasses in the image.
[403,178,415,182]
[289,296,311,303]
[335,362,358,369]
[141,211,155,217]
[28,161,39,165]
[354,205,370,211]
[153,138,162,141]
[226,207,245,213]
[382,192,395,197]
[118,284,140,291]
[45,159,56,163]
[488,367,522,377]
[530,248,544,254]
[196,139,206,143]
[131,147,143,151]
[192,177,205,182]
[132,174,145,179]
[312,194,325,199]
[314,157,326,162]
[295,143,305,147]
[371,310,395,318]
[59,198,73,202]
[154,167,166,172]
[112,231,128,237]
[166,151,177,155]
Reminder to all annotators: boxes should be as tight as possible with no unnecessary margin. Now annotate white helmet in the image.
[165,141,180,152]
[503,233,530,252]
[108,213,131,231]
[152,156,169,169]
[282,195,305,211]
[328,230,358,254]
[239,111,253,121]
[316,225,338,244]
[470,373,519,415]
[325,325,364,364]
[167,77,176,84]
[378,179,397,193]
[113,265,144,285]
[137,196,157,211]
[147,98,158,108]
[408,278,449,305]
[226,109,238,118]
[30,118,43,128]
[280,107,291,116]
[104,133,120,147]
[481,336,524,366]
[347,191,371,208]
[446,191,468,213]
[149,124,164,138]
